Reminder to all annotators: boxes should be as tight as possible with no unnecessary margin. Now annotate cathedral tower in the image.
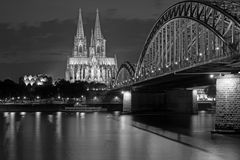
[73,9,87,57]
[65,9,117,85]
[92,9,106,57]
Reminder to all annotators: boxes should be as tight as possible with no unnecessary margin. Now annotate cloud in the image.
[0,19,75,63]
[0,16,155,80]
[102,17,155,64]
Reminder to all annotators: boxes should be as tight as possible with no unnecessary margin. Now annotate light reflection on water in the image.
[56,111,62,140]
[0,111,225,160]
[35,112,41,160]
[9,112,16,160]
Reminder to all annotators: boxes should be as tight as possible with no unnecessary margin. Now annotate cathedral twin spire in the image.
[76,8,85,39]
[74,8,105,57]
[94,9,103,39]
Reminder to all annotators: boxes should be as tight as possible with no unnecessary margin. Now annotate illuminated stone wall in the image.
[123,91,131,112]
[215,74,240,130]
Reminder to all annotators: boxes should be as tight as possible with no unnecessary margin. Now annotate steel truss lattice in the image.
[113,0,240,88]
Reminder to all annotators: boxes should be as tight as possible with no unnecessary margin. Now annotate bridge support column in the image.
[122,91,132,112]
[131,92,165,112]
[215,74,240,132]
[166,89,197,114]
[123,90,197,113]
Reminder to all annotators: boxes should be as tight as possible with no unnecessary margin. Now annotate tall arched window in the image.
[97,46,100,54]
[79,46,83,53]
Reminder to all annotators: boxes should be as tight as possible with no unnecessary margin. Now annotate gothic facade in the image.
[65,9,117,85]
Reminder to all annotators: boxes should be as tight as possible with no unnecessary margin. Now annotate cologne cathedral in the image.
[65,9,117,85]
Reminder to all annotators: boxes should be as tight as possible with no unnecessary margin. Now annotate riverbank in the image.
[0,103,69,112]
[0,103,122,112]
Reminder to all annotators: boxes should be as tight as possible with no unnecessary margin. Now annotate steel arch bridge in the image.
[113,0,240,88]
[113,61,135,87]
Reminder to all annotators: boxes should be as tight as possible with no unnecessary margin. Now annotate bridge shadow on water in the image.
[115,110,240,158]
[130,111,214,136]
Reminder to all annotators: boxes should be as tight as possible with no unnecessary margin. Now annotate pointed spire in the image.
[94,8,102,39]
[76,8,85,38]
[114,54,118,71]
[90,29,94,46]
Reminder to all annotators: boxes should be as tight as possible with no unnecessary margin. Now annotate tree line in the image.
[0,79,107,99]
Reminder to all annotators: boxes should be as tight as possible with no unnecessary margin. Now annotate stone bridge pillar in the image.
[215,74,240,132]
[122,91,132,112]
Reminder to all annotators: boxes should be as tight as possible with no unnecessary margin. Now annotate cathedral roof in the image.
[69,57,116,66]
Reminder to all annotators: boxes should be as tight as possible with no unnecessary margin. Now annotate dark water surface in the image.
[0,111,231,160]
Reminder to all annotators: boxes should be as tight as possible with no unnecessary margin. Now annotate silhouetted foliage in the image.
[0,78,107,99]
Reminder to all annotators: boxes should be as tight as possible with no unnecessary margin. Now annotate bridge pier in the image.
[122,91,132,112]
[122,89,197,113]
[215,74,240,132]
[165,89,198,114]
[131,92,165,112]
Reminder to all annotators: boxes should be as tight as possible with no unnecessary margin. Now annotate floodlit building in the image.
[65,9,117,85]
[19,74,53,86]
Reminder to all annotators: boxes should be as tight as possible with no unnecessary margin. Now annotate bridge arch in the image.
[113,61,135,87]
[135,0,240,78]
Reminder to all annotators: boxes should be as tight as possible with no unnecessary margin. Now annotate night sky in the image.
[0,0,180,81]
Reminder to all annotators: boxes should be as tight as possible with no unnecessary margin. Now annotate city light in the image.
[20,112,26,116]
[3,112,8,117]
[114,111,120,115]
[114,96,120,101]
[210,74,214,79]
[124,91,131,98]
